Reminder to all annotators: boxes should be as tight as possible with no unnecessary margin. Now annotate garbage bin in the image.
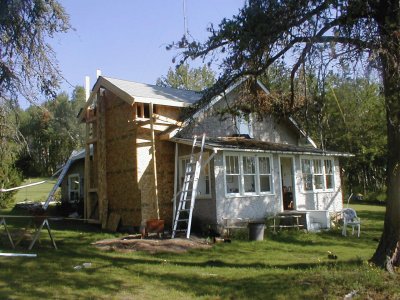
[248,222,265,241]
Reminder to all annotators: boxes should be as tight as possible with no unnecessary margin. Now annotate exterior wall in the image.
[179,89,300,145]
[213,152,283,224]
[155,140,175,227]
[104,91,141,227]
[61,160,85,202]
[293,156,343,213]
[175,143,217,232]
[187,151,344,228]
[90,90,178,228]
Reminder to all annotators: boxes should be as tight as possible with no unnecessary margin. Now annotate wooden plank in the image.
[152,113,182,126]
[150,102,160,220]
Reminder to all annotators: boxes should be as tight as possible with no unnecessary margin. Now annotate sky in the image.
[50,0,246,98]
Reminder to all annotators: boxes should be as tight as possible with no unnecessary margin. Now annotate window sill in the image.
[301,189,335,194]
[225,193,275,198]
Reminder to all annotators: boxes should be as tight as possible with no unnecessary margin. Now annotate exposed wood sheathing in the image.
[83,88,177,230]
[104,91,141,227]
[97,91,108,228]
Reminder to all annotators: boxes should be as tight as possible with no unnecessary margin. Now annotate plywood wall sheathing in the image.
[97,91,108,229]
[104,91,142,227]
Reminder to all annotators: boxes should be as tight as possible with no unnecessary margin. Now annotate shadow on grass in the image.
[12,248,364,299]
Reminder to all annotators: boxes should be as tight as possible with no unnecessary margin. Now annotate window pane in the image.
[303,174,313,191]
[302,159,311,173]
[324,160,333,174]
[260,175,271,192]
[70,176,80,191]
[314,175,324,189]
[226,175,240,193]
[244,175,256,193]
[243,156,256,174]
[314,159,322,174]
[326,174,334,189]
[226,156,239,174]
[259,157,270,174]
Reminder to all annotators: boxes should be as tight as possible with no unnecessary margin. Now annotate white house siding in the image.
[293,156,343,213]
[252,116,298,145]
[180,90,304,146]
[210,152,343,227]
[213,152,282,224]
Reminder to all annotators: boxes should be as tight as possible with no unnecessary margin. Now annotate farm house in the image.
[78,76,351,232]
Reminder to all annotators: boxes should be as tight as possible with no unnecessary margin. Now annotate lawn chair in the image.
[342,208,361,237]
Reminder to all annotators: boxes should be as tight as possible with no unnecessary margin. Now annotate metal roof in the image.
[172,137,353,157]
[102,77,203,105]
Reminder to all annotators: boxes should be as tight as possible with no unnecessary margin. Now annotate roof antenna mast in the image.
[183,0,188,40]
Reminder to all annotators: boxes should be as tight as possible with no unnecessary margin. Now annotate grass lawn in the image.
[0,186,398,299]
[13,178,57,204]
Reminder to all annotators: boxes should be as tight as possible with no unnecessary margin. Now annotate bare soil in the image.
[92,235,212,254]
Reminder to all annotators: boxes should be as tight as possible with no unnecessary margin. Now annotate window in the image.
[224,153,273,196]
[313,159,324,190]
[179,154,211,198]
[243,156,256,193]
[68,174,80,203]
[259,156,272,192]
[301,159,313,191]
[235,114,253,137]
[225,155,240,194]
[301,158,335,191]
[324,160,334,189]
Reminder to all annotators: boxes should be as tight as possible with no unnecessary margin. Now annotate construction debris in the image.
[0,253,37,257]
[93,236,211,254]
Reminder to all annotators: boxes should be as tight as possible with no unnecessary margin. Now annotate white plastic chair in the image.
[342,208,361,237]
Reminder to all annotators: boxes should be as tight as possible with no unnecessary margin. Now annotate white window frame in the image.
[178,154,211,199]
[68,173,80,203]
[235,114,254,138]
[300,156,335,192]
[224,152,274,197]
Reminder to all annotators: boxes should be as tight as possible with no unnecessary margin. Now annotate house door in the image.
[280,157,295,210]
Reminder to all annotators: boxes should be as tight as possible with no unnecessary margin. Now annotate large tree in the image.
[0,0,70,200]
[174,0,400,269]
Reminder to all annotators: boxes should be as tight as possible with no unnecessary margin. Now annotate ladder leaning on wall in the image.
[42,151,77,210]
[172,133,206,239]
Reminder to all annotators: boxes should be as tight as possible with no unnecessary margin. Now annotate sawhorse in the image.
[0,216,57,250]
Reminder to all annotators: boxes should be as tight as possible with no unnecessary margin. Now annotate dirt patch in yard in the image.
[92,235,212,254]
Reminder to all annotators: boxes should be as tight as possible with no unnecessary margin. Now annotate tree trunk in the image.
[370,0,400,269]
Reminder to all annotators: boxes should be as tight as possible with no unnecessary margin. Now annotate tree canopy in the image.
[0,0,70,205]
[156,63,215,91]
[175,0,400,269]
[0,0,70,104]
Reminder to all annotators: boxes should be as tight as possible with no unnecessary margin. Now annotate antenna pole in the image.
[183,0,188,38]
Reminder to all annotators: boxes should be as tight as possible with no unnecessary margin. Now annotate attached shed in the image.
[60,149,85,204]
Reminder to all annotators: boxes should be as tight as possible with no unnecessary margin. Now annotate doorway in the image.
[280,157,295,210]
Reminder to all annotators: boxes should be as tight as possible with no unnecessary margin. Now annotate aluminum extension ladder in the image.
[172,134,206,239]
[42,151,77,210]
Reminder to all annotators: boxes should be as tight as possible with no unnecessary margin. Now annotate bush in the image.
[0,166,23,208]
